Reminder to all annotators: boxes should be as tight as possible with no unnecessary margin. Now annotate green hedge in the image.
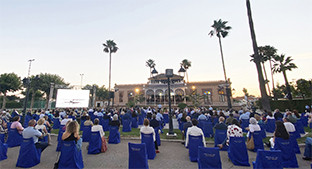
[0,101,23,109]
[269,99,311,112]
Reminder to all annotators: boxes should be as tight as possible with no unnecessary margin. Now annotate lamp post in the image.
[165,69,175,135]
[22,59,35,123]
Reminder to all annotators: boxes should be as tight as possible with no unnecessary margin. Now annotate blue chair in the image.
[58,141,84,169]
[273,137,299,168]
[102,119,110,131]
[23,115,32,127]
[88,131,102,154]
[154,126,161,146]
[7,122,12,130]
[16,138,41,168]
[131,117,138,128]
[214,129,228,150]
[138,114,144,125]
[258,123,266,138]
[301,115,308,127]
[251,131,264,152]
[294,121,305,134]
[82,125,92,142]
[7,128,23,147]
[265,119,276,133]
[199,120,213,138]
[80,119,85,131]
[188,135,204,162]
[241,119,249,133]
[0,141,8,161]
[228,137,250,166]
[108,126,120,144]
[141,133,156,160]
[56,126,65,152]
[128,142,149,169]
[289,131,301,154]
[122,119,132,132]
[163,114,169,124]
[53,118,61,129]
[198,147,222,169]
[178,120,185,131]
[0,133,5,143]
[252,149,283,169]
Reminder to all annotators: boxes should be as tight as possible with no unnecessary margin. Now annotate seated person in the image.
[35,118,51,144]
[10,116,24,134]
[182,116,192,144]
[83,116,93,127]
[140,119,159,153]
[265,121,289,148]
[22,119,49,152]
[109,114,120,128]
[43,116,52,132]
[60,116,72,126]
[246,117,261,137]
[283,117,296,133]
[218,119,243,149]
[185,119,206,148]
[303,137,312,160]
[214,116,227,130]
[62,121,81,150]
[91,118,107,152]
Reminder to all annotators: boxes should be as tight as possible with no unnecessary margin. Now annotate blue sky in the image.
[1,0,311,96]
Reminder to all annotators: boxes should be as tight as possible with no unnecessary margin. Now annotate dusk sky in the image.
[1,0,311,97]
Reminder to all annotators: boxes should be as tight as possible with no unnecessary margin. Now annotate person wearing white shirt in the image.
[91,118,107,152]
[61,116,72,125]
[246,117,261,137]
[140,119,159,153]
[185,119,206,148]
[283,117,296,133]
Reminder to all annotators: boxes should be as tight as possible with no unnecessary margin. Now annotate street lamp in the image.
[135,88,140,94]
[22,59,35,123]
[165,69,175,136]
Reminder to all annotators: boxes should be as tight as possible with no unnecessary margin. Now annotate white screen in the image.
[55,89,90,108]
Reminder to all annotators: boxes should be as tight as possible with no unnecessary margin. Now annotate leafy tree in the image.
[0,73,21,109]
[294,79,312,98]
[146,59,156,78]
[245,0,271,111]
[242,88,249,97]
[272,54,297,100]
[103,40,118,108]
[186,93,204,108]
[209,19,232,109]
[134,94,145,105]
[36,73,68,108]
[180,59,191,82]
[96,85,109,100]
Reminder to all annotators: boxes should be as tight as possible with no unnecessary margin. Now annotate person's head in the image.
[229,113,233,117]
[66,121,79,134]
[186,116,191,122]
[86,116,90,120]
[152,114,156,119]
[94,118,99,125]
[231,119,240,127]
[143,119,149,126]
[191,119,198,126]
[12,116,20,122]
[113,114,118,121]
[254,114,261,121]
[283,117,290,123]
[249,117,257,125]
[28,119,36,127]
[219,116,225,123]
[268,111,273,117]
[37,118,45,125]
[275,120,289,139]
[44,116,48,120]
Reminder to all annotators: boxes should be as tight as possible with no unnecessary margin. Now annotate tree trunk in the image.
[45,96,49,109]
[186,70,189,83]
[30,91,35,110]
[218,37,227,82]
[246,0,271,111]
[1,92,6,110]
[269,59,277,100]
[283,70,292,100]
[107,52,112,109]
[262,62,271,96]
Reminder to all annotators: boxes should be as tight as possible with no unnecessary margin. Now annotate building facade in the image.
[112,73,232,108]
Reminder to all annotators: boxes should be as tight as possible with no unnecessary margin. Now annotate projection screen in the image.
[55,89,90,108]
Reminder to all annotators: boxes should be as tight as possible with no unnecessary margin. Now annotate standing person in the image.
[185,119,206,148]
[91,118,107,152]
[140,119,159,153]
[10,116,24,134]
[22,120,49,152]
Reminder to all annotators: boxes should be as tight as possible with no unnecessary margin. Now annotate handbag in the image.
[246,135,254,150]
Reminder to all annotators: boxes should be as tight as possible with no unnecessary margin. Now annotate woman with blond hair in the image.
[62,121,82,150]
[35,118,51,144]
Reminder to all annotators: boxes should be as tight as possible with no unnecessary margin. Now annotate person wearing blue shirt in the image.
[22,119,49,152]
[197,113,208,121]
[239,111,250,121]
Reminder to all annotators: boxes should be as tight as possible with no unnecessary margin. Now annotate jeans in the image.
[304,137,312,158]
[35,142,49,152]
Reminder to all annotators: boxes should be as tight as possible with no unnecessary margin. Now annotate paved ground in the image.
[1,134,311,169]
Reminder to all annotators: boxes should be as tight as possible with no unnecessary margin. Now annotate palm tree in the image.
[145,59,156,78]
[272,54,297,100]
[180,59,191,82]
[209,19,232,109]
[103,40,118,108]
[245,0,271,111]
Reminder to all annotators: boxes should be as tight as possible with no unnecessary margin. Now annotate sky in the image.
[1,0,311,97]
